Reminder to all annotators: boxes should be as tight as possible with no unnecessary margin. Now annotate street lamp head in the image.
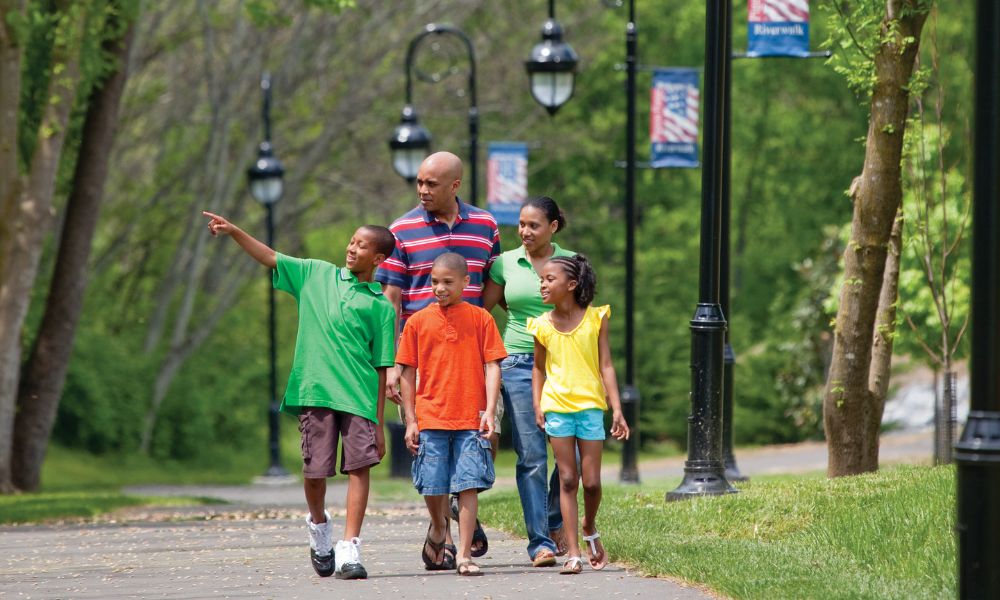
[389,104,432,182]
[525,18,578,115]
[247,141,285,205]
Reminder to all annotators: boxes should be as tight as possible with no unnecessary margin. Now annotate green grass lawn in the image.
[479,465,956,600]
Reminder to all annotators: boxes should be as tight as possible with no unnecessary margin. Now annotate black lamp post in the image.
[390,23,479,206]
[247,72,290,481]
[666,0,736,501]
[618,0,641,484]
[720,0,747,482]
[955,1,1000,596]
[525,0,579,115]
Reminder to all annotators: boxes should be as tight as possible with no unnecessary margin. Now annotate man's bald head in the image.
[415,151,464,216]
[421,152,463,182]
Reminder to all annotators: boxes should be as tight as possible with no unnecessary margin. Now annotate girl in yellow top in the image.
[526,254,629,575]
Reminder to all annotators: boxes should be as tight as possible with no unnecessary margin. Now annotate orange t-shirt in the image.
[396,301,508,430]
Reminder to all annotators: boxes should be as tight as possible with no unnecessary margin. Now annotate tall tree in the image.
[821,0,931,477]
[0,1,90,492]
[12,3,138,491]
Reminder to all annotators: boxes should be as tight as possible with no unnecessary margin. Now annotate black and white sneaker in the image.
[334,537,368,580]
[307,512,335,577]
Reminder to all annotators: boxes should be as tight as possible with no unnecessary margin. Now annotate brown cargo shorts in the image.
[297,407,381,478]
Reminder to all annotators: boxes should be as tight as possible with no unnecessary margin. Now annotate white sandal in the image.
[559,556,583,575]
[582,531,608,570]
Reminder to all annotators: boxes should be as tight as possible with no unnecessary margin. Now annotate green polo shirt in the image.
[489,243,575,354]
[273,253,396,423]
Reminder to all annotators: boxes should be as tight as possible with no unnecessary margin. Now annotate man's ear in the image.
[451,178,462,194]
[463,275,471,287]
[373,253,387,267]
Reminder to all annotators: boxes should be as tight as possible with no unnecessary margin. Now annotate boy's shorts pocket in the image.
[411,444,425,490]
[478,436,495,485]
[298,414,311,462]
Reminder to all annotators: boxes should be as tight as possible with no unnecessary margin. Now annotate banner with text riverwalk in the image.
[650,68,700,169]
[487,142,528,226]
[747,0,810,58]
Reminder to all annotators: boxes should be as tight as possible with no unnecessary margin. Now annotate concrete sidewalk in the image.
[1,500,711,599]
[1,430,932,599]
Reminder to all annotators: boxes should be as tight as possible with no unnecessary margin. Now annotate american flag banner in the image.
[486,142,528,226]
[747,0,810,57]
[650,68,700,169]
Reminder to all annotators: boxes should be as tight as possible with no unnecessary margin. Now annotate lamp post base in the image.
[955,410,1000,598]
[665,461,737,501]
[254,464,296,485]
[619,385,640,484]
[724,460,749,483]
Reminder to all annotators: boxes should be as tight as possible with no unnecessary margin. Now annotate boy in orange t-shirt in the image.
[397,252,507,577]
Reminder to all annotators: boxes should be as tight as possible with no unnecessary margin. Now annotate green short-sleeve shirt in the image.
[489,243,575,354]
[273,253,396,423]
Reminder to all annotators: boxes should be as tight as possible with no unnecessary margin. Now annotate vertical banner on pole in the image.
[487,142,528,226]
[650,68,701,169]
[747,0,810,57]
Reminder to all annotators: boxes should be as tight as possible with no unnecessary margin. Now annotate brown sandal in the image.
[457,560,483,576]
[532,548,556,567]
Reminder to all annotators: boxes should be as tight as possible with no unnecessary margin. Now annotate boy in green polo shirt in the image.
[203,211,396,580]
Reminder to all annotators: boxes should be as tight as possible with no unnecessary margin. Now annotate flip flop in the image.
[582,531,607,570]
[422,525,455,571]
[532,548,556,567]
[470,520,489,557]
[456,560,483,576]
[559,556,583,575]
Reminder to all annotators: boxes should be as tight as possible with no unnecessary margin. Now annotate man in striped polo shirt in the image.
[377,151,501,328]
[377,151,501,559]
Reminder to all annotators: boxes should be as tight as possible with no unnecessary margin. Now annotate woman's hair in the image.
[548,254,597,307]
[522,196,566,233]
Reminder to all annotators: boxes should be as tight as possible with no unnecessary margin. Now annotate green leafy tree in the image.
[819,0,931,477]
[1,0,98,492]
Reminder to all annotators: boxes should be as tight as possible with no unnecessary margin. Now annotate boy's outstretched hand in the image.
[203,211,235,236]
[610,410,630,441]
[202,210,277,268]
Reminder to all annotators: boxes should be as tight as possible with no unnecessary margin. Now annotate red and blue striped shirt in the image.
[376,199,501,321]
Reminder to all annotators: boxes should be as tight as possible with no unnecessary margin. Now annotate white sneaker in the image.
[334,537,368,580]
[306,511,334,577]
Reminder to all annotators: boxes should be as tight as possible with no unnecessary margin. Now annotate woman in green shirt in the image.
[483,197,573,566]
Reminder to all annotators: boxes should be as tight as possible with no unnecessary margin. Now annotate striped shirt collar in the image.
[421,197,470,225]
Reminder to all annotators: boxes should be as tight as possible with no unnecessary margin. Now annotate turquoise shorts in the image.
[544,409,606,441]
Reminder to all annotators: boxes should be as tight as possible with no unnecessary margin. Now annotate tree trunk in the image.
[0,0,27,495]
[12,15,136,492]
[823,1,928,478]
[0,4,86,492]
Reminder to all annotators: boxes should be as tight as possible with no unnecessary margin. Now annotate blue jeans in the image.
[501,353,561,558]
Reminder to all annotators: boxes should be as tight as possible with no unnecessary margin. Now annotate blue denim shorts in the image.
[412,429,496,496]
[544,409,606,441]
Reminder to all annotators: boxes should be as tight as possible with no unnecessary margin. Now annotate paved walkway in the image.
[1,502,710,599]
[0,430,931,599]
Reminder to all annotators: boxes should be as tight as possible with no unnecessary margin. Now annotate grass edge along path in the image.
[0,491,219,525]
[478,464,955,600]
